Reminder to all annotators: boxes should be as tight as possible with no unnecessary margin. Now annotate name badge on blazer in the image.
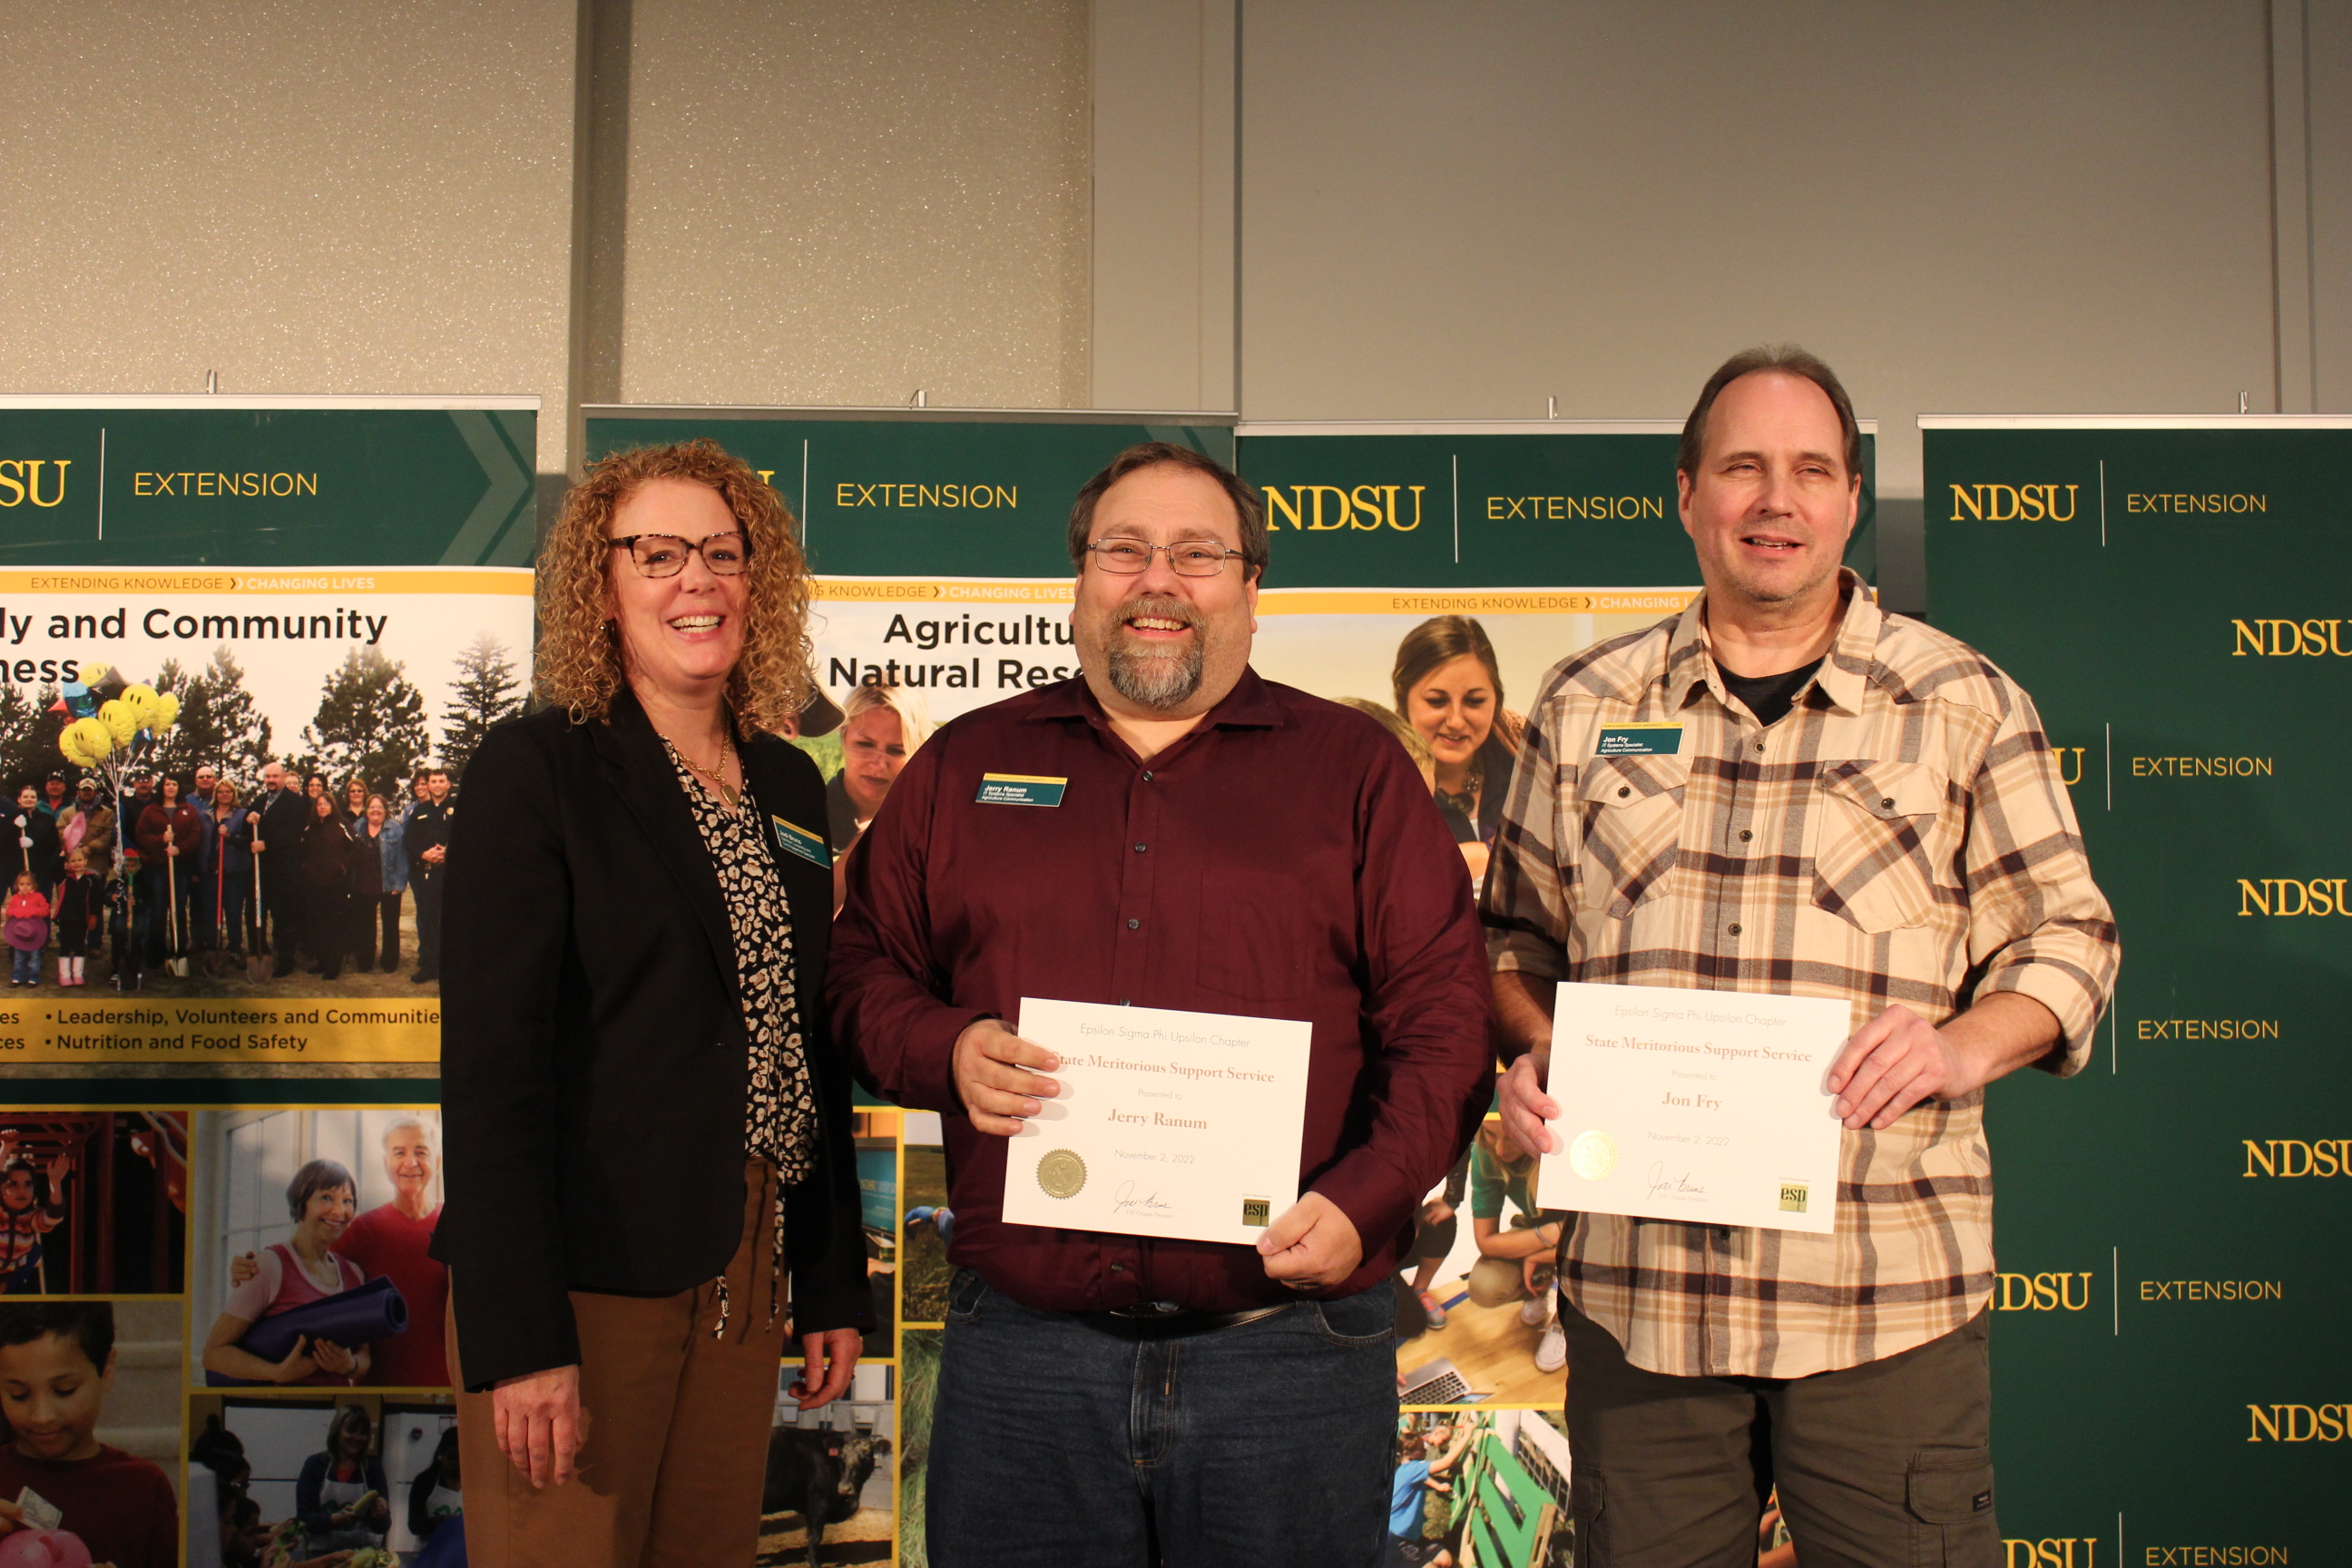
[770,815,831,869]
[975,773,1067,808]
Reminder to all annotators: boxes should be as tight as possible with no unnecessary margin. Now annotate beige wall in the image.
[1091,0,1235,411]
[611,0,1092,411]
[0,0,581,474]
[0,0,1093,487]
[1223,0,2347,607]
[5,0,2346,601]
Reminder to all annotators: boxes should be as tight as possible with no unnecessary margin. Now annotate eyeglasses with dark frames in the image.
[608,532,753,577]
[1083,537,1244,577]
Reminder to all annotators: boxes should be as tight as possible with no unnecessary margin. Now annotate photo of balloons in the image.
[59,664,179,777]
[75,661,125,702]
[97,699,138,745]
[120,681,161,729]
[51,681,98,720]
[57,717,113,767]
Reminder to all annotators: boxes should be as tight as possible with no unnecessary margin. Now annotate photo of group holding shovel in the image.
[5,660,446,998]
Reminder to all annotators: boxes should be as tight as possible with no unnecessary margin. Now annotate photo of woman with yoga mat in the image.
[189,1110,446,1391]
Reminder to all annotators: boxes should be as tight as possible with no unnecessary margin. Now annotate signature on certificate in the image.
[1112,1181,1176,1219]
[1645,1161,1709,1201]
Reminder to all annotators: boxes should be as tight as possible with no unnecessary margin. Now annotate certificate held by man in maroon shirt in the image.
[827,441,1493,1568]
[1000,995,1314,1244]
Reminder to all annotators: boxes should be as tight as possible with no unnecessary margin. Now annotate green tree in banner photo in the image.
[192,647,277,781]
[302,648,429,791]
[148,650,277,783]
[440,632,528,781]
[0,683,66,792]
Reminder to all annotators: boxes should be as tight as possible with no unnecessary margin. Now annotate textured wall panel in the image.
[0,0,579,472]
[617,0,1092,409]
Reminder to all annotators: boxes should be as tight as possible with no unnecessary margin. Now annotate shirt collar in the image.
[1024,664,1289,732]
[1662,566,1879,718]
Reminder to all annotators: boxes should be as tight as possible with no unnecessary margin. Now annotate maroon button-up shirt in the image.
[828,669,1494,1313]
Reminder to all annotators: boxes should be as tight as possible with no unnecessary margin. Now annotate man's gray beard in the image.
[1106,637,1205,709]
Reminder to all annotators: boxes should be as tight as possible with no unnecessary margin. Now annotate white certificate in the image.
[1000,997,1312,1245]
[1536,983,1849,1234]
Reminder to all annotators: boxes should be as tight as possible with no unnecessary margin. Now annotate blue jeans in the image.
[9,949,34,984]
[929,1269,1398,1568]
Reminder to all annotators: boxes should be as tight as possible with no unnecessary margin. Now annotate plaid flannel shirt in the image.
[1485,572,2119,1377]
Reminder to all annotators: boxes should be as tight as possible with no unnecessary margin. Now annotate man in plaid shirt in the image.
[1490,347,2118,1565]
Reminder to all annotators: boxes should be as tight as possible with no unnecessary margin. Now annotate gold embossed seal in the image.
[1568,1131,1618,1181]
[1037,1149,1087,1199]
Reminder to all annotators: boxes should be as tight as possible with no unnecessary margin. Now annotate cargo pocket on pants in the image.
[1906,1446,1997,1566]
[1570,1468,1605,1564]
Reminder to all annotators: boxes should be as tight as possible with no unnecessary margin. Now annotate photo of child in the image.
[1387,1409,1570,1568]
[0,1114,188,1296]
[5,874,53,988]
[0,1299,181,1568]
[53,850,96,987]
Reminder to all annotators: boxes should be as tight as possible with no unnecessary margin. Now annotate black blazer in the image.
[431,687,871,1390]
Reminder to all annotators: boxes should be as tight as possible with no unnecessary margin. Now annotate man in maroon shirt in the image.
[830,442,1493,1567]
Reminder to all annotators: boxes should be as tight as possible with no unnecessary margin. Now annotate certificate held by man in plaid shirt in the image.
[1487,347,2118,1565]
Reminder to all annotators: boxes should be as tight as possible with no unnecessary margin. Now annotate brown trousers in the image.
[1563,1300,1998,1568]
[451,1161,790,1568]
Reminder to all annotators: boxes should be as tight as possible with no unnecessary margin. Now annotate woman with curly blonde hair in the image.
[433,438,869,1568]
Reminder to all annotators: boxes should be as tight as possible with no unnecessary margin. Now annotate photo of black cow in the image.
[758,1371,896,1568]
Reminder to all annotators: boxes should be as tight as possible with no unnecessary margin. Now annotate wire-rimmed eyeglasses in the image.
[1083,538,1243,577]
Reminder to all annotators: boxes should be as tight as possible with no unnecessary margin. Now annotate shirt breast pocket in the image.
[1572,755,1690,919]
[1810,760,1948,932]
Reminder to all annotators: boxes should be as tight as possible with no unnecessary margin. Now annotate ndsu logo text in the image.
[2230,617,2352,655]
[1262,485,1425,532]
[2004,1539,2102,1568]
[2235,878,2352,916]
[1949,483,2077,522]
[0,459,70,507]
[1991,1271,2093,1311]
[2247,1402,2352,1441]
[2241,1138,2352,1177]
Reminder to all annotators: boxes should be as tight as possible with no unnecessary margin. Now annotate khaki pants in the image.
[451,1161,791,1568]
[1563,1300,1998,1568]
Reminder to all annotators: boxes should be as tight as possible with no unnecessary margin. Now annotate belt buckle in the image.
[1108,1300,1186,1322]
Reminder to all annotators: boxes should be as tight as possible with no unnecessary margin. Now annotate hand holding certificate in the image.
[999,997,1312,1246]
[1535,983,1848,1233]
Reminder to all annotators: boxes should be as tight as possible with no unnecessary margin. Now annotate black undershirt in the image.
[1716,657,1823,728]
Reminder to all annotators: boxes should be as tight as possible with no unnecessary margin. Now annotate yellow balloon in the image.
[98,699,138,745]
[59,718,113,767]
[152,692,181,730]
[121,682,160,728]
[74,660,110,687]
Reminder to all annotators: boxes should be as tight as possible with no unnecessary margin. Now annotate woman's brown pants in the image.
[450,1161,790,1568]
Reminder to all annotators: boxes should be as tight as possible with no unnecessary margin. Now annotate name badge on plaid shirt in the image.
[1595,722,1686,757]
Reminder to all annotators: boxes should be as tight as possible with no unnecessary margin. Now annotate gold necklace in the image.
[666,728,740,810]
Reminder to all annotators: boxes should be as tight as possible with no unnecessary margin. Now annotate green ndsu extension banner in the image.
[1926,415,2352,1568]
[0,396,539,1086]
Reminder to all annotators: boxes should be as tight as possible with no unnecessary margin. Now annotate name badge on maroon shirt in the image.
[975,773,1067,807]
